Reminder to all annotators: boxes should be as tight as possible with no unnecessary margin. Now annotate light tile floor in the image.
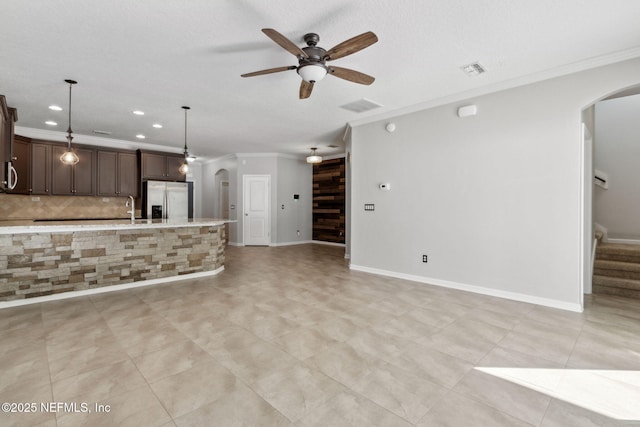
[1,244,640,426]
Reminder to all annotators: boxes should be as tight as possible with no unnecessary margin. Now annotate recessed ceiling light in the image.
[133,110,145,115]
[49,105,62,111]
[136,134,146,139]
[152,123,163,128]
[45,120,57,126]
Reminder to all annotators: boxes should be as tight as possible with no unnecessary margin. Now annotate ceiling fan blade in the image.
[262,28,308,58]
[328,66,375,85]
[241,66,297,78]
[324,31,378,61]
[299,81,314,99]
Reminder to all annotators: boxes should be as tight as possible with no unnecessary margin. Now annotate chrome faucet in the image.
[126,195,135,222]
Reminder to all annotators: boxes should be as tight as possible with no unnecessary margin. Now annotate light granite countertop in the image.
[0,218,234,234]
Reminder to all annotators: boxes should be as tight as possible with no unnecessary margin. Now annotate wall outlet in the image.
[422,254,428,263]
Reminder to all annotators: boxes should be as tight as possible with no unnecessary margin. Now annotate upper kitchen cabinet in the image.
[9,135,30,194]
[51,145,96,195]
[97,150,139,197]
[7,136,52,195]
[139,150,186,182]
[1,96,18,191]
[31,141,52,195]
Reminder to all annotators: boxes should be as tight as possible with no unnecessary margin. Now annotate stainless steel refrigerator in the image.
[142,181,189,219]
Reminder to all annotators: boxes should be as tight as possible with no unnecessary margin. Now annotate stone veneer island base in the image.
[0,219,228,305]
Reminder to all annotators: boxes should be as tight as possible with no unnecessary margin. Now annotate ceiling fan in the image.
[241,28,378,99]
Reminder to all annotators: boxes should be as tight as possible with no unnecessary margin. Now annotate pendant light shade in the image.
[306,147,322,164]
[178,106,190,175]
[60,79,80,165]
[297,64,328,83]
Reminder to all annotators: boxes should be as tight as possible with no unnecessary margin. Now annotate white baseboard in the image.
[349,264,583,313]
[0,267,224,309]
[268,240,346,248]
[232,240,345,248]
[270,240,313,247]
[311,240,346,247]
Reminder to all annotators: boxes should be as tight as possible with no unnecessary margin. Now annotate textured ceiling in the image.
[2,0,640,162]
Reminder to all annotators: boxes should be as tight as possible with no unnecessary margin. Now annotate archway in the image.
[582,84,640,301]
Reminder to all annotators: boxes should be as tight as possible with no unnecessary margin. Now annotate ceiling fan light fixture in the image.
[298,64,327,83]
[306,147,322,164]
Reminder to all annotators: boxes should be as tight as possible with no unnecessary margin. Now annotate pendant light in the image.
[60,79,80,165]
[178,106,190,175]
[306,147,322,164]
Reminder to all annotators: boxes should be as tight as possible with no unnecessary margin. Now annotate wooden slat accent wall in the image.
[313,158,345,243]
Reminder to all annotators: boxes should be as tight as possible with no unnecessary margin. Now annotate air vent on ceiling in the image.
[93,130,112,135]
[340,98,383,113]
[461,62,487,77]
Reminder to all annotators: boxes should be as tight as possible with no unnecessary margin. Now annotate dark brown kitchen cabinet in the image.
[0,96,9,168]
[166,156,185,181]
[139,150,186,182]
[51,145,96,195]
[97,150,138,197]
[1,96,18,191]
[118,152,138,196]
[9,135,30,194]
[31,142,51,195]
[1,107,17,166]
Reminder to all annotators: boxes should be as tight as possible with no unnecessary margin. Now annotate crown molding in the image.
[348,46,640,128]
[14,126,183,154]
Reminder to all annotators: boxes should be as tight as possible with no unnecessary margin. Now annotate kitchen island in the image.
[0,218,231,305]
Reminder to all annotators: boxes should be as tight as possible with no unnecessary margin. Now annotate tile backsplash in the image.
[0,194,140,220]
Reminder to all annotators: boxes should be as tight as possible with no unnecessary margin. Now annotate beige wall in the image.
[349,57,640,312]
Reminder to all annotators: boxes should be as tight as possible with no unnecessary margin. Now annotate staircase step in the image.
[593,274,640,298]
[593,274,640,290]
[592,283,640,299]
[593,260,640,281]
[596,243,640,263]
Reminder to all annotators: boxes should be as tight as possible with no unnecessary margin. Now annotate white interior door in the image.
[243,175,270,246]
